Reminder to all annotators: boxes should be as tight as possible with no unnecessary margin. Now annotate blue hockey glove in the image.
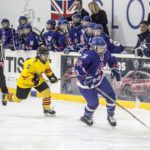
[63,46,74,54]
[111,68,121,81]
[83,75,93,88]
[135,47,143,57]
[137,48,143,57]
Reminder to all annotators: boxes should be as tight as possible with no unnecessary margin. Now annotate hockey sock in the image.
[42,97,51,110]
[84,105,97,118]
[40,88,52,111]
[106,103,116,113]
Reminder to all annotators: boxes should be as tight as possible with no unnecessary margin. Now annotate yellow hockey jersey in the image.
[17,57,53,88]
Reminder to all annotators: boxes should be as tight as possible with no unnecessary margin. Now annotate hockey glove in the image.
[63,46,74,54]
[83,75,93,88]
[32,73,39,86]
[135,47,143,57]
[111,68,121,81]
[48,74,58,84]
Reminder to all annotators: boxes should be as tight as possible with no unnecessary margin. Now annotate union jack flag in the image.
[51,0,75,20]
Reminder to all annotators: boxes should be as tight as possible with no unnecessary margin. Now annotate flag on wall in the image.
[51,0,75,20]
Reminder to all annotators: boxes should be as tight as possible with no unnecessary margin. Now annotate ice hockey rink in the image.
[0,97,150,150]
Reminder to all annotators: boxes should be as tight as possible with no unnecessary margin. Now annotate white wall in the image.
[0,0,149,46]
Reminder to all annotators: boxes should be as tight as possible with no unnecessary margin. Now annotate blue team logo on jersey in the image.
[51,0,75,20]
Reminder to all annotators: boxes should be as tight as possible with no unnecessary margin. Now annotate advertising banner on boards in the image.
[61,55,150,103]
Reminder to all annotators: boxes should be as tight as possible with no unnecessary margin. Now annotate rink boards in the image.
[3,50,150,110]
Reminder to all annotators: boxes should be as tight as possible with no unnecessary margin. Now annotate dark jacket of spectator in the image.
[88,1,109,35]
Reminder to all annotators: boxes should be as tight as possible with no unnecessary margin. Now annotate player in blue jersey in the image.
[14,25,25,50]
[43,19,60,51]
[80,16,92,46]
[93,24,124,53]
[58,19,79,53]
[23,23,42,50]
[74,37,121,127]
[0,19,16,49]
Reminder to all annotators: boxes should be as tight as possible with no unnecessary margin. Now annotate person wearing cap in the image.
[0,18,16,49]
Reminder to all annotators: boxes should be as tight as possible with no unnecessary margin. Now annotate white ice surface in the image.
[0,97,150,150]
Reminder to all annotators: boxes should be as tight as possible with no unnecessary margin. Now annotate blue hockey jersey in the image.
[74,49,117,87]
[100,33,124,53]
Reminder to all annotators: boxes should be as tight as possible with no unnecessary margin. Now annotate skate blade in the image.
[44,113,56,117]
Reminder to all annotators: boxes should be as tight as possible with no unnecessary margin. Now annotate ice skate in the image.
[80,115,93,126]
[44,108,56,117]
[1,93,7,106]
[107,112,117,127]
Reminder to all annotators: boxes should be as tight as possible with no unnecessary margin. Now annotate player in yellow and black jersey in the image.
[2,46,58,116]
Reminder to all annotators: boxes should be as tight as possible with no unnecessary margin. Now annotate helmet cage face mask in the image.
[94,29,102,36]
[46,24,53,30]
[24,28,31,35]
[81,21,90,28]
[19,19,27,25]
[87,27,93,36]
[93,45,107,56]
[40,54,49,63]
[18,29,24,36]
[2,22,10,29]
[60,24,68,33]
[73,17,81,24]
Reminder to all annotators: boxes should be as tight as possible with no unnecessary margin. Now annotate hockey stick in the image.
[42,71,78,83]
[0,40,4,62]
[94,86,150,129]
[57,74,78,81]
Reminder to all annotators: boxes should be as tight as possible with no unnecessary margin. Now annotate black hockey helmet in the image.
[37,46,49,63]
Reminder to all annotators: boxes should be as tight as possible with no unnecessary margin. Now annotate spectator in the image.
[135,21,150,57]
[88,0,109,35]
[67,0,89,21]
[135,21,150,48]
[74,0,89,18]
